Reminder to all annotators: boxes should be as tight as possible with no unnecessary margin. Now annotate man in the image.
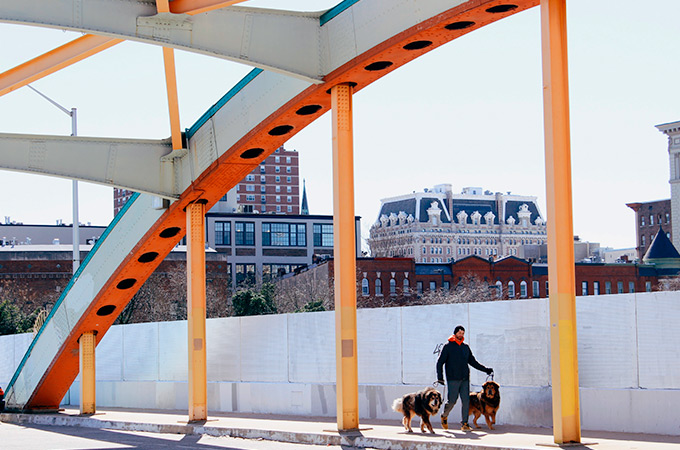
[436,325,493,431]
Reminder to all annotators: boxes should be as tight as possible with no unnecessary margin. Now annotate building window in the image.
[313,224,333,247]
[650,214,654,226]
[246,184,255,192]
[260,175,266,183]
[235,263,255,286]
[287,176,292,183]
[390,278,397,296]
[645,281,652,292]
[276,195,281,202]
[263,264,292,281]
[508,281,515,298]
[417,281,423,295]
[262,223,306,246]
[641,216,645,226]
[260,185,266,193]
[361,278,369,296]
[275,156,280,163]
[287,196,292,203]
[403,278,411,295]
[275,166,281,173]
[546,281,549,297]
[666,213,670,224]
[629,281,635,293]
[286,156,291,163]
[617,281,624,294]
[246,194,255,201]
[276,205,281,212]
[246,174,255,181]
[261,195,266,203]
[287,205,293,212]
[641,235,646,247]
[581,281,588,296]
[443,281,450,290]
[593,281,600,295]
[220,193,228,202]
[429,281,436,291]
[276,176,281,183]
[605,281,612,294]
[243,205,254,213]
[287,186,292,193]
[496,281,503,298]
[215,221,231,246]
[375,278,383,296]
[235,222,255,246]
[260,165,265,173]
[276,185,281,192]
[520,281,527,298]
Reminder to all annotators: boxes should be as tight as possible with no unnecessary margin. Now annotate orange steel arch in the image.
[22,0,538,409]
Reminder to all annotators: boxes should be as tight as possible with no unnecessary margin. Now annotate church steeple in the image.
[301,179,309,215]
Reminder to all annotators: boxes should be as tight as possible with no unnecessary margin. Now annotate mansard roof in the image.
[644,226,680,260]
[419,197,451,223]
[504,200,542,225]
[450,199,499,224]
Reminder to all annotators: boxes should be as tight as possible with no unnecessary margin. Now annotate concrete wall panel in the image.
[469,299,550,387]
[288,311,334,384]
[158,321,188,381]
[358,307,402,384]
[0,334,16,388]
[240,314,287,382]
[96,325,123,381]
[235,382,311,415]
[636,291,680,389]
[576,294,638,388]
[207,317,241,382]
[402,303,469,385]
[123,322,159,381]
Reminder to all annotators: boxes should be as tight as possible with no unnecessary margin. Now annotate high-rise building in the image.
[113,145,300,216]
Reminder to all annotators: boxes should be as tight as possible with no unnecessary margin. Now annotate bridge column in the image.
[186,202,207,422]
[331,83,359,431]
[78,331,96,415]
[540,0,581,444]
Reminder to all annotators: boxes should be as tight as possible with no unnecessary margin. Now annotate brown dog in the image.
[469,380,500,429]
[392,387,443,433]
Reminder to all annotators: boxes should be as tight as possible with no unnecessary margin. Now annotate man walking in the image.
[436,325,493,431]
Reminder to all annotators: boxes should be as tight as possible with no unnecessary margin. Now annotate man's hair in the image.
[454,325,465,334]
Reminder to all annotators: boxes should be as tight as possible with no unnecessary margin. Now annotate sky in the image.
[1,0,679,251]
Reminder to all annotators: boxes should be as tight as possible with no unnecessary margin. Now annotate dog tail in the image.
[392,398,403,413]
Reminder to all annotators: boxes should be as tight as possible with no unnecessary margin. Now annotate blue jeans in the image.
[441,379,470,424]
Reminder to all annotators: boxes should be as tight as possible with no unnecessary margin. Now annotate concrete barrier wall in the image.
[2,291,679,435]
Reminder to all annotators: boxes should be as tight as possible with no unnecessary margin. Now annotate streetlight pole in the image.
[27,85,80,273]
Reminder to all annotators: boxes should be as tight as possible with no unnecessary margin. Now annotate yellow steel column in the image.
[186,202,207,421]
[540,0,581,444]
[331,83,359,431]
[79,331,96,415]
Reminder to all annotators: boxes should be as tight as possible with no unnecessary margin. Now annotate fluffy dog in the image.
[468,380,501,429]
[392,387,442,433]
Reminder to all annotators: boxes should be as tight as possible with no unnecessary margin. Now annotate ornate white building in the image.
[368,184,547,262]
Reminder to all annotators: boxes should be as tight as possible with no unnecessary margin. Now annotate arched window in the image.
[375,278,383,296]
[495,281,503,299]
[390,278,397,296]
[403,278,410,295]
[520,280,528,298]
[361,278,369,296]
[508,281,516,298]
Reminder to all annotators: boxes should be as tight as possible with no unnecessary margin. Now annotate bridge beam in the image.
[331,83,359,431]
[0,133,177,198]
[540,0,581,444]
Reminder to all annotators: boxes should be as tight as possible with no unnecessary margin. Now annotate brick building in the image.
[626,199,672,261]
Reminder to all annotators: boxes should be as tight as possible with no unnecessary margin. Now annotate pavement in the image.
[2,407,679,450]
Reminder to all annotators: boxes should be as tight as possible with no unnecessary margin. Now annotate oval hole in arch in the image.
[268,125,294,136]
[159,227,181,238]
[138,252,159,263]
[445,21,475,30]
[403,40,433,51]
[364,61,393,71]
[240,148,265,159]
[295,105,323,116]
[116,278,137,290]
[96,305,116,316]
[486,4,518,13]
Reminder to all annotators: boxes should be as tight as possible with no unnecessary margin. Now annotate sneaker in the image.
[461,423,472,431]
[441,415,448,430]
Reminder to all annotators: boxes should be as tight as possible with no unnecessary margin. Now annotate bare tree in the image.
[657,276,680,291]
[415,273,497,305]
[275,264,332,313]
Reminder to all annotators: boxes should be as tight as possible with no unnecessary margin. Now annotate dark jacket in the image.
[436,338,489,381]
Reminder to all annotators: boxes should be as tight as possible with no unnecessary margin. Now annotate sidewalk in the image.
[2,407,679,450]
